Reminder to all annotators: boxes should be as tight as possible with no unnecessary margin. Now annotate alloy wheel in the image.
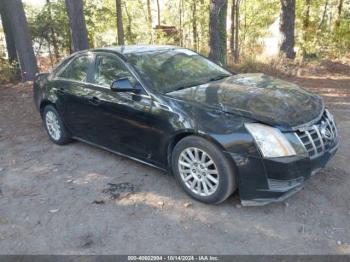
[45,110,61,141]
[178,147,219,196]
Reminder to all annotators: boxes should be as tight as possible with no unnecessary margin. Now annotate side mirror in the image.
[111,78,140,93]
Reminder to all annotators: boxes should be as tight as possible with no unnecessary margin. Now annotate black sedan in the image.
[33,46,339,206]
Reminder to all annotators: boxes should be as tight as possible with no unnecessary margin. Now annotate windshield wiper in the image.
[165,74,231,94]
[209,74,231,82]
[166,81,205,93]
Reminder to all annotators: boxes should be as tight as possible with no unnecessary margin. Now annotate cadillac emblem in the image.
[320,122,334,141]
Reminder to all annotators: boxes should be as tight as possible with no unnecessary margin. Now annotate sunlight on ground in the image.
[117,191,173,209]
[72,172,109,185]
[114,190,285,241]
[337,244,350,254]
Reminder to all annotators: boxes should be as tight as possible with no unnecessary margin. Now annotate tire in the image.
[43,105,72,145]
[172,136,237,204]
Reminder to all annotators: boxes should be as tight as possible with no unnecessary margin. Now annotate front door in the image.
[88,53,161,162]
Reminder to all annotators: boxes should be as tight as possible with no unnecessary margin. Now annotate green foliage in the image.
[295,0,350,58]
[0,58,20,84]
[84,0,116,47]
[238,0,280,58]
[27,0,71,56]
[1,0,348,68]
[84,0,154,46]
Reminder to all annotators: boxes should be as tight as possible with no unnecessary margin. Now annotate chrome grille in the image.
[295,109,338,159]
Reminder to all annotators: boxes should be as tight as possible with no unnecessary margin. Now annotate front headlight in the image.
[245,123,296,158]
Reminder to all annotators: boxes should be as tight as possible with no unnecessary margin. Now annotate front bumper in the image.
[233,142,339,206]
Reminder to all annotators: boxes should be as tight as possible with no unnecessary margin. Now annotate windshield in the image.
[125,49,231,93]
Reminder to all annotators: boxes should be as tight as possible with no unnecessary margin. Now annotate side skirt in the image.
[72,137,167,172]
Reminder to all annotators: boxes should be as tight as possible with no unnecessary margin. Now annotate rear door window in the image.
[58,55,93,82]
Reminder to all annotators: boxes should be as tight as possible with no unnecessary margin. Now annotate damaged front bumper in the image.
[234,142,339,207]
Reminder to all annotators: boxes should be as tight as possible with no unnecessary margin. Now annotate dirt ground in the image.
[0,71,350,254]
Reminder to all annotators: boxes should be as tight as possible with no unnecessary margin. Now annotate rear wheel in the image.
[43,105,71,145]
[172,136,237,204]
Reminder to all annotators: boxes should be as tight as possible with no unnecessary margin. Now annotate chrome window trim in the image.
[54,77,89,86]
[90,82,152,99]
[52,52,153,100]
[53,77,152,100]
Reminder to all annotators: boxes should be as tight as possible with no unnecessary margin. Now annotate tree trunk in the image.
[116,0,125,45]
[147,0,153,44]
[178,0,187,46]
[65,0,89,52]
[0,0,17,62]
[179,0,183,46]
[302,0,311,30]
[1,0,37,81]
[335,0,343,28]
[197,0,204,51]
[301,0,311,53]
[156,0,161,26]
[230,0,235,62]
[208,0,228,65]
[46,0,59,60]
[279,0,296,59]
[123,1,132,43]
[234,0,239,63]
[192,1,198,51]
[47,40,54,67]
[318,0,328,29]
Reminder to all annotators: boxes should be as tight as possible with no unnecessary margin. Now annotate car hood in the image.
[167,73,324,130]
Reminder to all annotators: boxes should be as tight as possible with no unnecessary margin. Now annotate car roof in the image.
[91,45,180,55]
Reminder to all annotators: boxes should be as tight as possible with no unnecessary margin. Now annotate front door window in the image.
[94,55,134,88]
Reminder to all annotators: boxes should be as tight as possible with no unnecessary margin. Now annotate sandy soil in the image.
[0,73,349,254]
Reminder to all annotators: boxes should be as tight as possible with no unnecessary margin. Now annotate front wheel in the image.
[43,105,72,145]
[172,136,237,204]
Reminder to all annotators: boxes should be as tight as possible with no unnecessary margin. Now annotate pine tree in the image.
[65,0,89,52]
[279,0,296,59]
[208,0,228,65]
[1,0,37,81]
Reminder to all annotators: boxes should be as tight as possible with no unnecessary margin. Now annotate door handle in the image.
[88,96,101,106]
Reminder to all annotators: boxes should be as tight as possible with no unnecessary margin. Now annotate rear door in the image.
[53,53,96,141]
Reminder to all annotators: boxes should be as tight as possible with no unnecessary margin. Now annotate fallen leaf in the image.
[184,202,192,208]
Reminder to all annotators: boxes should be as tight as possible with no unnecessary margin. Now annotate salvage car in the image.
[33,46,339,206]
